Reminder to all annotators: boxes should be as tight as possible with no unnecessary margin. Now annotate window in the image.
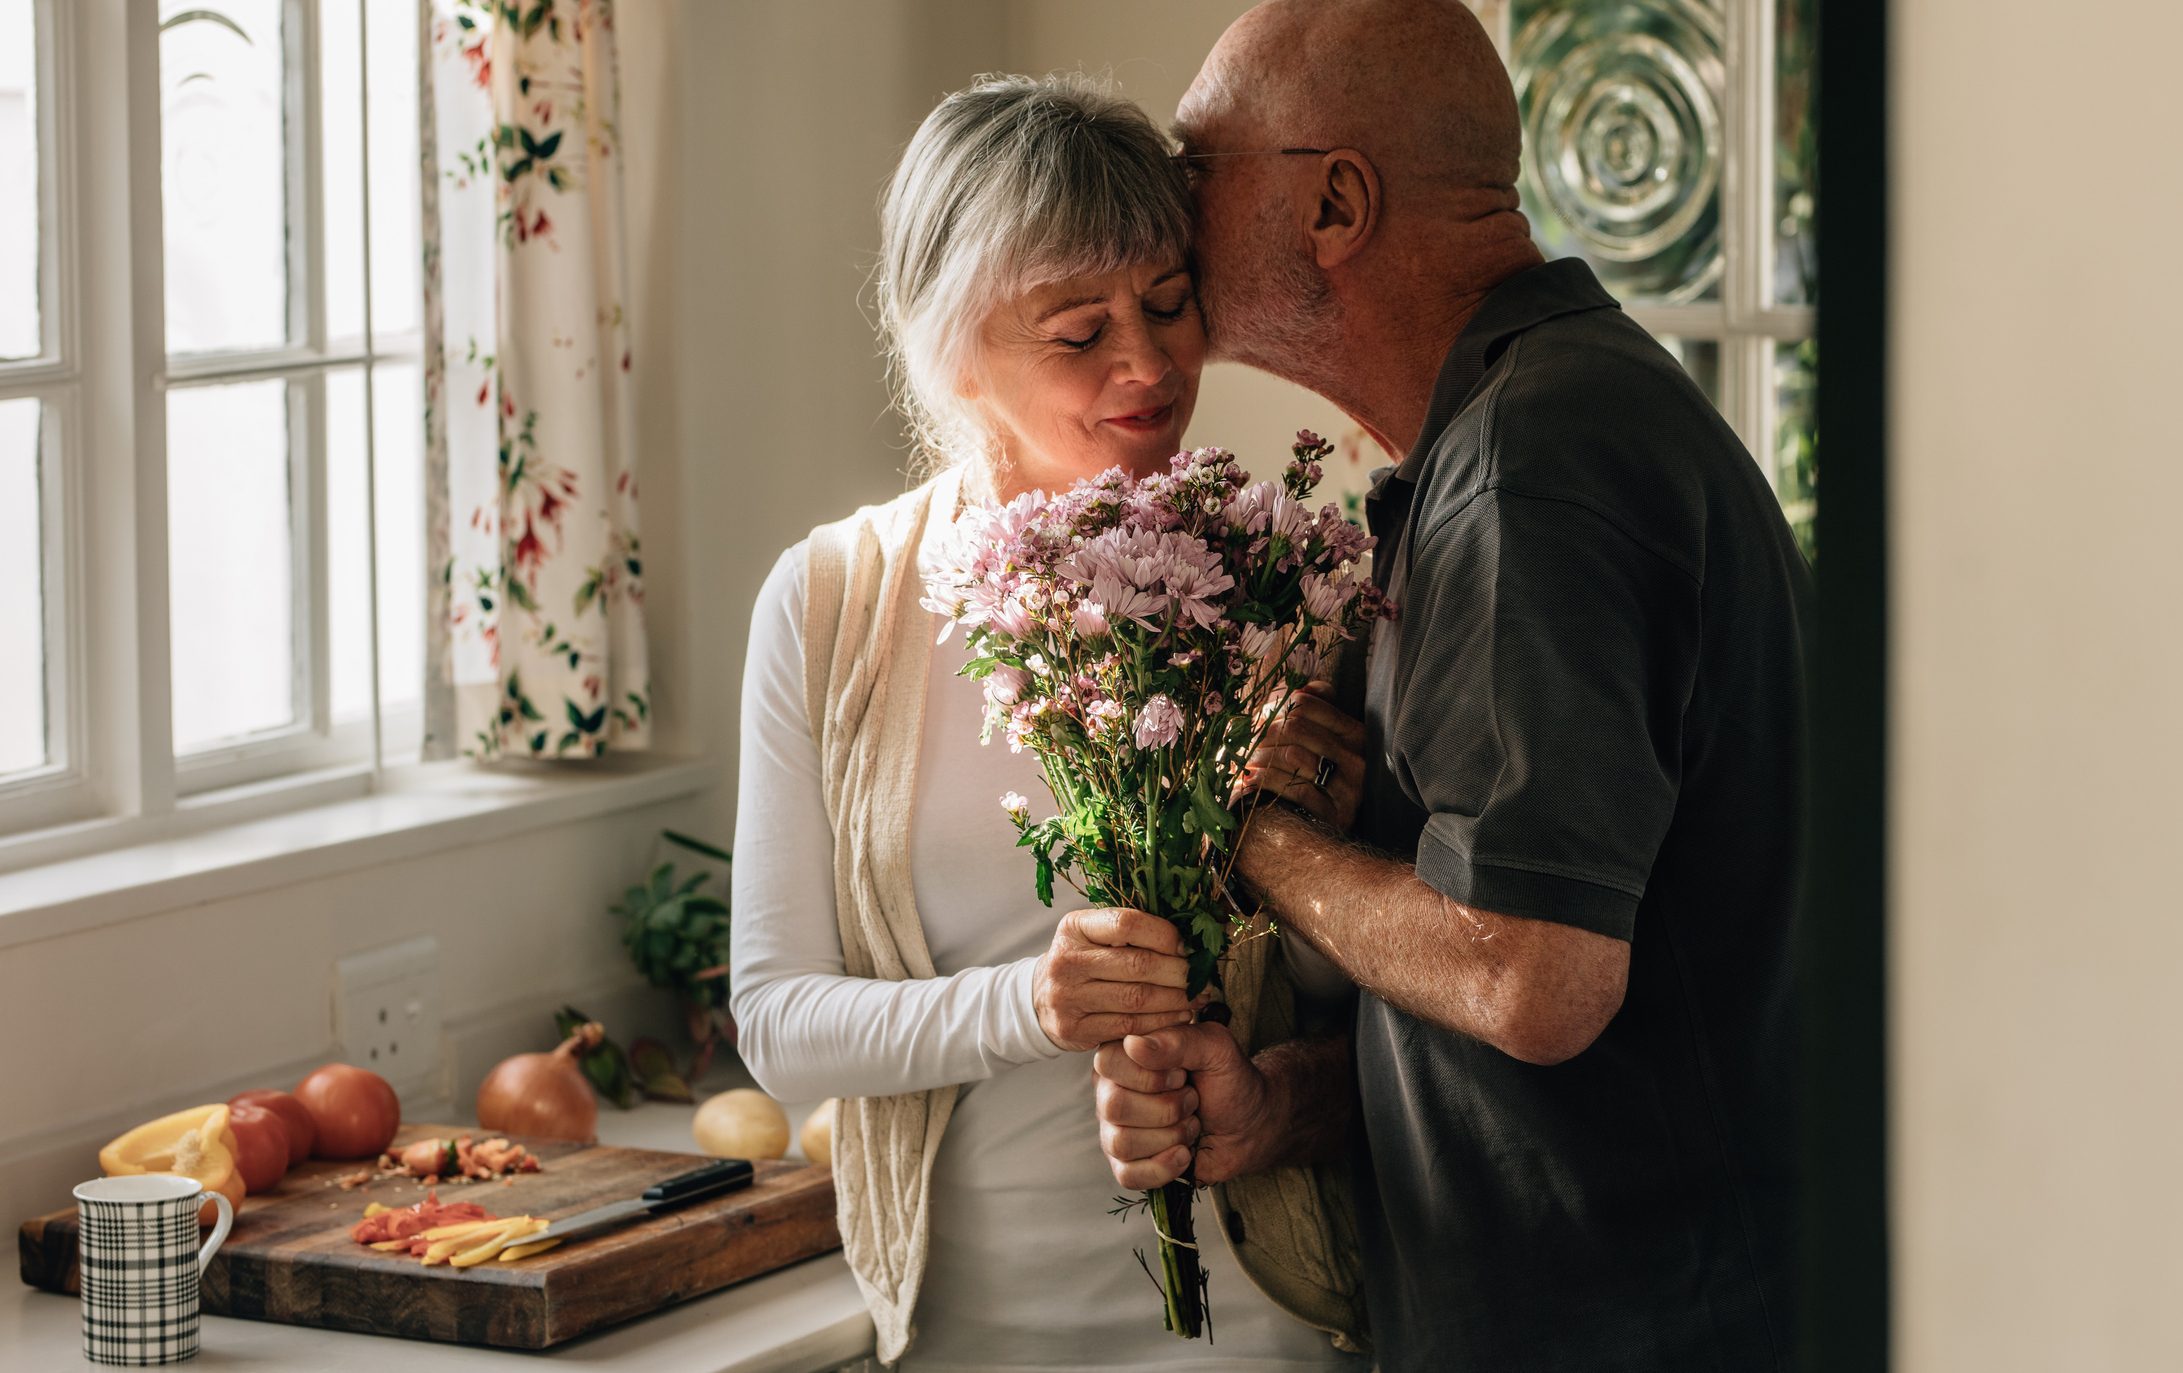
[1496,0,1817,558]
[0,0,69,816]
[0,0,426,851]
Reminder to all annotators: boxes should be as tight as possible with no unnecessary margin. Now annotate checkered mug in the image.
[71,1174,235,1366]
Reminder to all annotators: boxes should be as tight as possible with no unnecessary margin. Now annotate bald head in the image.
[1180,0,1520,193]
[1177,0,1542,454]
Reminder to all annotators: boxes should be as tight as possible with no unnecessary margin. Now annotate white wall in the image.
[1890,1,2183,1367]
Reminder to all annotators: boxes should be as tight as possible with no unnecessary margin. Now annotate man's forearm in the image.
[1234,804,1628,1064]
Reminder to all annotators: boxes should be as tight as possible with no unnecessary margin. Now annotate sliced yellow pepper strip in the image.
[448,1234,513,1267]
[499,1237,562,1262]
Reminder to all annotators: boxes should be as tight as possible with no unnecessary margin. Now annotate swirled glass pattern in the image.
[1511,0,1725,303]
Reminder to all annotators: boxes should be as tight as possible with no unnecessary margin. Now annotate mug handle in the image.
[196,1191,234,1276]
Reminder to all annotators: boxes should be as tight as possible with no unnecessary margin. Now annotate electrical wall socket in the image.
[333,937,443,1097]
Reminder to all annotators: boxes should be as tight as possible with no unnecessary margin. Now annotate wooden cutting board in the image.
[17,1122,840,1349]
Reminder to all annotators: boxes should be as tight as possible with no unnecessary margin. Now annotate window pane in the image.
[321,0,367,345]
[1657,335,1721,411]
[1511,0,1724,304]
[0,0,40,359]
[160,0,289,355]
[323,0,422,350]
[169,379,296,751]
[327,362,424,740]
[366,0,421,340]
[372,361,425,720]
[1775,338,1817,561]
[0,397,46,776]
[1774,0,1817,305]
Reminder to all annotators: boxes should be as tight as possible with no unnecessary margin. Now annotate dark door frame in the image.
[1803,0,1890,1367]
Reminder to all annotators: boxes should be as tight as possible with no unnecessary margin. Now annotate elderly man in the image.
[1092,1,1809,1369]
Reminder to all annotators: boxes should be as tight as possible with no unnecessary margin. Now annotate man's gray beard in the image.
[1202,253,1337,387]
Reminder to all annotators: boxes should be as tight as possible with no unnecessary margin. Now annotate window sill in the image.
[0,754,723,951]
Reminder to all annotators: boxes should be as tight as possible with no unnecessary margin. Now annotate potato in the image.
[799,1098,837,1166]
[692,1088,789,1160]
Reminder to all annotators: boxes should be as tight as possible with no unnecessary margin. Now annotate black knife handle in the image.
[643,1158,754,1207]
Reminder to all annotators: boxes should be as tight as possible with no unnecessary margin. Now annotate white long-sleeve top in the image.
[729,535,1362,1373]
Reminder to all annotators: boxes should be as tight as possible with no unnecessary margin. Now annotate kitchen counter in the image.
[4,1074,875,1372]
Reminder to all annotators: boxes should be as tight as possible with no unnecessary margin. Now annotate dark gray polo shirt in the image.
[1352,259,1809,1371]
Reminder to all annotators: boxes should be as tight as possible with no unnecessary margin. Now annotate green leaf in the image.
[1189,774,1237,839]
[1033,849,1055,907]
[664,829,732,864]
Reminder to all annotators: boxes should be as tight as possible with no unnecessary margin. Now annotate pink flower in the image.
[1004,699,1049,753]
[1072,600,1111,638]
[985,663,1031,707]
[1000,791,1030,820]
[1085,697,1127,738]
[1301,571,1357,621]
[990,592,1039,638]
[1133,694,1184,749]
[1286,642,1326,683]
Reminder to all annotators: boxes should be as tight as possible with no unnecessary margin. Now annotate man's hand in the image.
[1032,908,1195,1052]
[1235,680,1367,832]
[1092,1022,1275,1187]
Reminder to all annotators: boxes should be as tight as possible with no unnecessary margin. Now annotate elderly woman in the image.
[729,76,1367,1369]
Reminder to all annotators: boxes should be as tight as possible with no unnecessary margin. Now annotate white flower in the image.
[1000,792,1030,820]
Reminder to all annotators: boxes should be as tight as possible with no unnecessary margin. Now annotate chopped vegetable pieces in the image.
[347,1189,557,1265]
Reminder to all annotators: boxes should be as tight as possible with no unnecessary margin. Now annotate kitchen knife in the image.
[535,1158,755,1246]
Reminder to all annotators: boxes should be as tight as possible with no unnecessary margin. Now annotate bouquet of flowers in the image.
[920,433,1385,1338]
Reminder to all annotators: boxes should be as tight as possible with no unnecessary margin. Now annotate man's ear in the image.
[1306,150,1379,270]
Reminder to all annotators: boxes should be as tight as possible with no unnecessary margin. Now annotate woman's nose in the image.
[1110,318,1174,387]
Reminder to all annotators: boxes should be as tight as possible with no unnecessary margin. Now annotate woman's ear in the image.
[1306,149,1380,270]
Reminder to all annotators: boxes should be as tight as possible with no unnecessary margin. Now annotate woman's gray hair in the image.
[875,72,1193,470]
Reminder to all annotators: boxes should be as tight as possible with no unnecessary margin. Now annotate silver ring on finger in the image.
[1312,754,1336,791]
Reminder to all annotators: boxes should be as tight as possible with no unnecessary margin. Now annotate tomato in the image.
[294,1064,401,1160]
[230,1089,316,1166]
[225,1101,291,1193]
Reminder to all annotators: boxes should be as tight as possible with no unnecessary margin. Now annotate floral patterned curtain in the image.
[420,0,650,760]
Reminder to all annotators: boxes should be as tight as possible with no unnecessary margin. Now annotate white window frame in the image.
[1481,0,1815,501]
[0,0,421,866]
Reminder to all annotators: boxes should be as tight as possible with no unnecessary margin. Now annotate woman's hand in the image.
[1032,908,1196,1053]
[1234,680,1368,832]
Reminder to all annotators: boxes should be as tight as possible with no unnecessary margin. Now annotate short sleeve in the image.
[1387,488,1702,941]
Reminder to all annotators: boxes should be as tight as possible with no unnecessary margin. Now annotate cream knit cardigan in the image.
[799,468,1367,1365]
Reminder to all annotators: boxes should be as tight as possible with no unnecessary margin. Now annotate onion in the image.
[476,1023,601,1143]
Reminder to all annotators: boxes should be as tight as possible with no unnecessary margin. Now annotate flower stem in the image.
[1146,1180,1204,1338]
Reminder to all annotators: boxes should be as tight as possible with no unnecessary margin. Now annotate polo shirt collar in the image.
[1393,258,1622,482]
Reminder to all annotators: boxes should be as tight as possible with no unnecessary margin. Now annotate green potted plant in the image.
[613,829,735,1086]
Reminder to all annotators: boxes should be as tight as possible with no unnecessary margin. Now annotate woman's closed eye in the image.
[1055,321,1105,350]
[1054,295,1193,349]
